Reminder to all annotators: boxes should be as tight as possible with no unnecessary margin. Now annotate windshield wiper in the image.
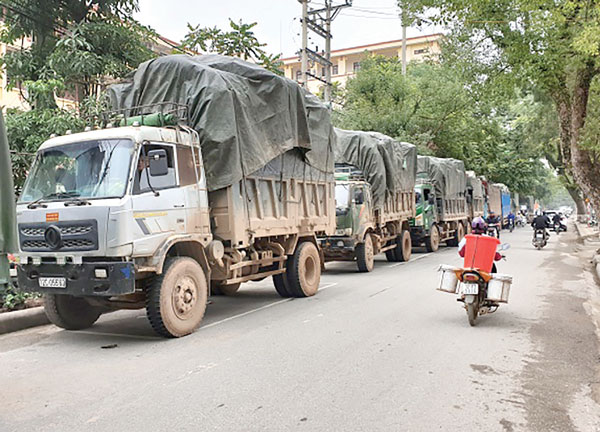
[64,197,91,207]
[27,191,80,209]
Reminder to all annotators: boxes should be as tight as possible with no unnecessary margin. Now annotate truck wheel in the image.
[273,273,292,298]
[44,294,102,330]
[448,223,465,247]
[146,257,208,338]
[396,230,412,262]
[356,234,375,272]
[211,281,241,296]
[286,241,321,297]
[425,225,440,252]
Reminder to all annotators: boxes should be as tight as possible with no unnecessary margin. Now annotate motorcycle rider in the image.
[458,216,502,273]
[532,212,551,241]
[507,211,516,231]
[552,212,563,233]
[486,211,501,238]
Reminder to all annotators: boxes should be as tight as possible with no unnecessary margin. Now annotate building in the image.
[281,33,443,95]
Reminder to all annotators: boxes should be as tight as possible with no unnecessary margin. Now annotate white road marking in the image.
[390,253,432,267]
[201,282,338,330]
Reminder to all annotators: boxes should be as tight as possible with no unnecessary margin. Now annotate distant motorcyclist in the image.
[507,211,515,231]
[486,211,501,238]
[551,212,563,233]
[458,217,502,273]
[532,213,550,241]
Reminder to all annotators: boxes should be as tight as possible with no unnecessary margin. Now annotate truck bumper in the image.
[16,261,135,297]
[320,237,357,260]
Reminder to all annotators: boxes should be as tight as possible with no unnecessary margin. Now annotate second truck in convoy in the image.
[319,129,416,272]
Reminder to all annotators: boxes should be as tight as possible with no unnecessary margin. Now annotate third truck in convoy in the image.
[409,156,470,252]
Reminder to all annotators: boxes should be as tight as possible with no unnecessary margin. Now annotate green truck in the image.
[320,129,417,272]
[410,156,469,252]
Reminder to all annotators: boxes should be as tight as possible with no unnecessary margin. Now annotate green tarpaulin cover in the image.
[417,156,467,199]
[0,111,17,284]
[108,55,334,192]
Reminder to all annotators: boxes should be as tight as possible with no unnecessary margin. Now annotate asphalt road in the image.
[1,225,600,432]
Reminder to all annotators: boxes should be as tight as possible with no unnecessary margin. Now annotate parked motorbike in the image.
[438,236,512,326]
[532,229,547,250]
[515,217,525,228]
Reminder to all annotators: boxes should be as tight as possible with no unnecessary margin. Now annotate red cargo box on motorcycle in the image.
[463,234,500,272]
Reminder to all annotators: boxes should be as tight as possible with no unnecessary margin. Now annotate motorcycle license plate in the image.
[38,277,66,289]
[460,283,479,295]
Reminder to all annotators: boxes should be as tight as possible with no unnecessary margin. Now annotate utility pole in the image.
[401,7,407,76]
[298,0,352,105]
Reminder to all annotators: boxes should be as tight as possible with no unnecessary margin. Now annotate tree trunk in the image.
[567,67,600,219]
[565,184,586,221]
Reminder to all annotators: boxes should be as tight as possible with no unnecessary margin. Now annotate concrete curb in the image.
[574,222,600,282]
[0,306,49,335]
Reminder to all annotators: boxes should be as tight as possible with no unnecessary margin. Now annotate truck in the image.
[466,171,485,222]
[13,55,336,338]
[498,184,512,227]
[484,181,502,218]
[410,156,469,252]
[319,129,416,272]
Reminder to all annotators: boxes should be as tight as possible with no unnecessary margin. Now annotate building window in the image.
[321,67,326,77]
[332,64,339,75]
[296,70,302,81]
[414,48,428,55]
[353,62,360,73]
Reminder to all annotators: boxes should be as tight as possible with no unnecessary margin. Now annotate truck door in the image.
[352,185,370,235]
[131,142,186,256]
[176,144,210,235]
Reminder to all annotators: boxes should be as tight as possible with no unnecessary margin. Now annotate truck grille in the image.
[19,220,98,252]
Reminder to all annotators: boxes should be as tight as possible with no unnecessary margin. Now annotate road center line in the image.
[390,253,432,267]
[201,282,338,330]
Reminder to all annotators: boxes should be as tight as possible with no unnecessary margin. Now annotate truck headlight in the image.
[94,268,108,279]
[9,267,17,278]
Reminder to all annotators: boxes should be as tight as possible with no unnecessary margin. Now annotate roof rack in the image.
[334,163,366,182]
[99,102,190,128]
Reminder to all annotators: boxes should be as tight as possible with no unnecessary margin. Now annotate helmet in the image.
[472,216,487,234]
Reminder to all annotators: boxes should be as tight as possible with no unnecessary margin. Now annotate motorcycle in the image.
[438,238,512,326]
[487,223,501,239]
[508,219,514,233]
[532,229,547,250]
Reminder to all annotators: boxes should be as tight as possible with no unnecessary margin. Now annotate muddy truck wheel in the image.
[146,257,208,338]
[286,241,321,297]
[273,273,292,298]
[396,230,412,262]
[447,222,465,247]
[211,281,241,296]
[44,294,103,330]
[425,224,440,252]
[356,234,375,272]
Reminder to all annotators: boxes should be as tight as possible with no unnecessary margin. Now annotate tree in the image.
[181,19,283,74]
[400,0,600,216]
[335,55,552,197]
[0,0,153,107]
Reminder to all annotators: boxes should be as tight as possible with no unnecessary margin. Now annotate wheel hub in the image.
[173,276,198,319]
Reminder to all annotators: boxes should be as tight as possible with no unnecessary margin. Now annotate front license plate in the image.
[460,283,479,295]
[38,277,67,289]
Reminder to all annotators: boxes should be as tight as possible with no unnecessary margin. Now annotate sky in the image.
[135,0,442,58]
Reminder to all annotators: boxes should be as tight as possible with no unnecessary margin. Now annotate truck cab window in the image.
[134,144,177,194]
[354,188,365,205]
[177,145,200,186]
[423,189,430,202]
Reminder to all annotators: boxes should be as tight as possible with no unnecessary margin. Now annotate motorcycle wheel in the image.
[467,303,478,326]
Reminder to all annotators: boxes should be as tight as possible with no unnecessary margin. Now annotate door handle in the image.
[174,204,185,208]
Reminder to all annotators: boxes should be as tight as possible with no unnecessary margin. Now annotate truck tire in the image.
[385,249,396,262]
[425,224,440,252]
[396,230,412,262]
[286,241,321,298]
[44,294,102,330]
[146,257,208,338]
[211,281,241,296]
[356,234,375,272]
[447,222,465,247]
[273,273,292,298]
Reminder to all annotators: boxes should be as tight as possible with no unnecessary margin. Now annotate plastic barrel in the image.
[463,234,500,272]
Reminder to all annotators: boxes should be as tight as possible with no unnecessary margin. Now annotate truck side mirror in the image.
[428,196,435,205]
[148,149,168,176]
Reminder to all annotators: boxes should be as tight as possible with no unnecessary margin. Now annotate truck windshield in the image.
[335,184,350,209]
[19,139,135,203]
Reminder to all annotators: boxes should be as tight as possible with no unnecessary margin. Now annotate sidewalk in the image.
[575,221,600,239]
